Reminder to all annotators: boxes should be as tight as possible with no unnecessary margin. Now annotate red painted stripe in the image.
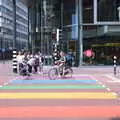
[0,106,120,118]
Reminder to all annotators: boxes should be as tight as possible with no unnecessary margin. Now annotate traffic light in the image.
[52,33,56,40]
[53,43,60,63]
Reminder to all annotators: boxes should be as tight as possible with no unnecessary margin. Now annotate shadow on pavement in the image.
[110,117,120,120]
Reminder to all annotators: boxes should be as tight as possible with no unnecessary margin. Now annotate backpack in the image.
[66,54,73,61]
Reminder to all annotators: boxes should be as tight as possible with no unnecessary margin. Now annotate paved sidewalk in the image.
[0,61,18,85]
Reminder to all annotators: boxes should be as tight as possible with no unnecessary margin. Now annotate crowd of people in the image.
[16,50,75,76]
[16,51,44,76]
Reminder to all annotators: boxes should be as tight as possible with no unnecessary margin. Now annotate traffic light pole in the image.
[12,0,17,73]
[40,0,43,54]
[61,0,63,29]
[60,0,64,50]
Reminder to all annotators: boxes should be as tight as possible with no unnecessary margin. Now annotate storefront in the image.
[63,0,120,66]
[25,0,120,66]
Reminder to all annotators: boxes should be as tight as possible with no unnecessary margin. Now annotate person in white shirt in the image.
[16,51,24,74]
[27,55,35,73]
[16,51,24,64]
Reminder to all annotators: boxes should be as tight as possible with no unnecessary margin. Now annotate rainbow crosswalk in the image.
[0,75,120,120]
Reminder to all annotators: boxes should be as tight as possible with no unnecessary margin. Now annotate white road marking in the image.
[90,75,117,95]
[3,82,9,86]
[106,74,120,82]
[108,81,120,83]
[73,74,90,77]
[112,92,117,96]
[106,88,111,91]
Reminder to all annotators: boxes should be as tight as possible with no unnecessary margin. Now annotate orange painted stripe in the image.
[0,106,120,118]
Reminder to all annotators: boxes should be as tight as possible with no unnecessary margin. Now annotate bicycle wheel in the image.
[64,67,73,78]
[48,68,58,80]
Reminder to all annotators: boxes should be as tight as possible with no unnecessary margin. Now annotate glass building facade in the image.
[28,0,120,66]
[0,0,28,51]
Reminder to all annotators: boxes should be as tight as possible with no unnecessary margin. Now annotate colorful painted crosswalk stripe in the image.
[0,92,117,99]
[11,79,97,84]
[0,106,120,118]
[0,85,105,89]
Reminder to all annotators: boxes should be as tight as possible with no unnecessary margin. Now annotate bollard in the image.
[12,50,17,73]
[113,56,117,75]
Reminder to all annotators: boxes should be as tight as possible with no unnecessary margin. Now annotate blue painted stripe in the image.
[11,80,97,84]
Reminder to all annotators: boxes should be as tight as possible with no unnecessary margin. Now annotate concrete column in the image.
[76,0,83,66]
[93,0,97,24]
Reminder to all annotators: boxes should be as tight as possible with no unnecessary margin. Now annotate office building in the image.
[0,0,28,51]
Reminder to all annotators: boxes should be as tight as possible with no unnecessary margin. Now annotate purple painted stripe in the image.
[0,99,119,106]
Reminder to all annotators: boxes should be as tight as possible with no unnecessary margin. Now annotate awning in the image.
[92,43,120,47]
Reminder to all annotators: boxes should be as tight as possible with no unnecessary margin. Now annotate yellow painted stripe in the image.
[0,92,117,99]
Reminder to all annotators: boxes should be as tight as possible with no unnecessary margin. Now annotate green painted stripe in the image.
[0,85,105,90]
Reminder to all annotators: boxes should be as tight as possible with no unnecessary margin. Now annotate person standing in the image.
[16,51,24,74]
[66,51,74,67]
[33,53,39,73]
[38,52,44,73]
[27,53,35,73]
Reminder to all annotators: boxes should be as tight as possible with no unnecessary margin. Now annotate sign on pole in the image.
[56,29,62,43]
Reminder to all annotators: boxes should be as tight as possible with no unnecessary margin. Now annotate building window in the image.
[97,0,120,22]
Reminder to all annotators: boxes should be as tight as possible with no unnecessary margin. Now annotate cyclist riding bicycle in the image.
[48,51,73,80]
[55,51,66,76]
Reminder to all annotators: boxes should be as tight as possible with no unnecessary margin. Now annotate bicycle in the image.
[48,61,73,80]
